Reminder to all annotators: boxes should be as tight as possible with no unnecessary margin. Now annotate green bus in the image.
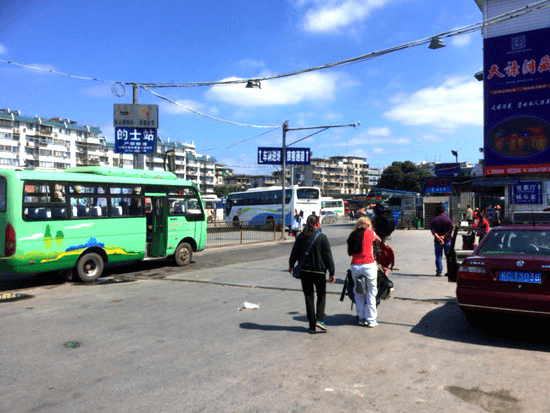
[0,166,207,282]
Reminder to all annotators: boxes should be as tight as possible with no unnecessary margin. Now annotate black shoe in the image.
[308,327,316,334]
[436,272,442,277]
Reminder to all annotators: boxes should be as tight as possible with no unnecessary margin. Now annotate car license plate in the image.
[499,270,541,283]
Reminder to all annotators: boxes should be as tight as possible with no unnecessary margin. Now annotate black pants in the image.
[300,270,327,328]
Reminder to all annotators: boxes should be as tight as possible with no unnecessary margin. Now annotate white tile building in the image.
[0,108,218,194]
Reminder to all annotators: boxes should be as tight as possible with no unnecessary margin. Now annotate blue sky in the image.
[0,0,485,174]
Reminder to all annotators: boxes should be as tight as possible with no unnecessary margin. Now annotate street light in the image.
[451,150,458,164]
[428,37,446,50]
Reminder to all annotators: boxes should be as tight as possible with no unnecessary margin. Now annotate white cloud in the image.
[160,99,205,115]
[238,58,266,68]
[365,126,390,136]
[383,76,483,130]
[0,43,6,55]
[450,33,473,47]
[205,71,343,107]
[301,0,390,33]
[80,84,111,98]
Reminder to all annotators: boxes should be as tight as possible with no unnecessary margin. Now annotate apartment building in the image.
[294,155,381,197]
[0,108,218,194]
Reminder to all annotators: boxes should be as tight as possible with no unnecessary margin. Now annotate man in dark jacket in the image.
[288,215,335,334]
[430,206,454,277]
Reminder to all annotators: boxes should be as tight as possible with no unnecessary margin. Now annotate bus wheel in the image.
[232,217,240,227]
[75,252,104,282]
[174,242,192,266]
[266,217,275,230]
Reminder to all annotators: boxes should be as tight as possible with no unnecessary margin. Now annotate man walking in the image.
[430,206,453,277]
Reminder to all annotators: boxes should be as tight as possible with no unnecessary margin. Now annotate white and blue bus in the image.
[224,186,321,228]
[321,198,345,216]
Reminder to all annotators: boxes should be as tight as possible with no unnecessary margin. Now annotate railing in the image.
[206,220,279,248]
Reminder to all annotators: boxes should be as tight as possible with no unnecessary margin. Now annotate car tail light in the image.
[5,223,16,257]
[458,264,487,280]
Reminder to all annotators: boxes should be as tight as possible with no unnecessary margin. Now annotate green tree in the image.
[214,185,247,198]
[376,161,432,193]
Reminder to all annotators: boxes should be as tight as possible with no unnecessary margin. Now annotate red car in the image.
[448,224,550,324]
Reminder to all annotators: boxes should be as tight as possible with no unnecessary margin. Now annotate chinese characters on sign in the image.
[114,127,157,154]
[113,104,159,128]
[424,177,452,194]
[484,27,550,175]
[510,181,542,204]
[257,147,311,165]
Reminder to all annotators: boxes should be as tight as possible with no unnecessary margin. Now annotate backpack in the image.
[375,242,396,270]
[374,206,395,238]
[340,266,394,307]
[347,228,364,256]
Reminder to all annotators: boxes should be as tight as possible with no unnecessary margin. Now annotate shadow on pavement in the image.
[411,302,550,352]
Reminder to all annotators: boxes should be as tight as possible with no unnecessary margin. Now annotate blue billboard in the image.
[258,147,311,165]
[484,27,550,175]
[114,127,156,154]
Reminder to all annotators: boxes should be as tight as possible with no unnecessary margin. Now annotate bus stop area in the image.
[1,226,549,412]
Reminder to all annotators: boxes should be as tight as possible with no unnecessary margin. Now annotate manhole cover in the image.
[0,293,33,303]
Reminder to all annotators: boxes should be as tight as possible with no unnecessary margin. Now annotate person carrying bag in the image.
[288,215,335,334]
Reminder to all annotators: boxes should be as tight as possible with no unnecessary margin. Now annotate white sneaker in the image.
[367,320,378,328]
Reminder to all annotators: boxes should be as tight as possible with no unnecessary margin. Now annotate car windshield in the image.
[477,229,550,256]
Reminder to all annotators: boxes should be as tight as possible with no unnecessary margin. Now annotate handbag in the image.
[292,231,320,279]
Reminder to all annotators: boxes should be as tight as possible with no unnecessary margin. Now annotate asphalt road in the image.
[1,225,550,413]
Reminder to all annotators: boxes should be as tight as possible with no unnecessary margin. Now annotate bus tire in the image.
[266,216,275,230]
[75,252,104,283]
[174,242,192,266]
[232,217,240,227]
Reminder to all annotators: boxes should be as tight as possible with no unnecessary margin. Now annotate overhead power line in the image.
[1,0,549,90]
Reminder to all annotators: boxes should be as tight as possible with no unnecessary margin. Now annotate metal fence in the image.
[206,220,279,248]
[206,215,352,248]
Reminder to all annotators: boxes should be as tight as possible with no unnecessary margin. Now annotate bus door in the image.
[146,194,168,257]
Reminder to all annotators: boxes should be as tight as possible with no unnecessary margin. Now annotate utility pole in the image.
[281,121,288,240]
[132,83,145,169]
[279,120,358,240]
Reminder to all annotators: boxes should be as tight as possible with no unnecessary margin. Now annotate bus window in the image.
[109,186,143,217]
[168,187,204,221]
[296,188,319,200]
[0,177,6,212]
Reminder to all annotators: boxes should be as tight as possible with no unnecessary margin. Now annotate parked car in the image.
[447,223,550,325]
[320,210,338,224]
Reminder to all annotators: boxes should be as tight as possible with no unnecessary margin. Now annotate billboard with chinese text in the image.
[483,27,550,175]
[257,147,310,165]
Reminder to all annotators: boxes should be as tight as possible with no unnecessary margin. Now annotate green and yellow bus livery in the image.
[0,166,207,282]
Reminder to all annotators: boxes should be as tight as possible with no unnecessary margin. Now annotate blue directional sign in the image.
[510,181,542,204]
[115,127,156,154]
[258,147,310,165]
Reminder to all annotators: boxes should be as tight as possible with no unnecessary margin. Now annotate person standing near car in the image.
[288,214,336,334]
[430,206,454,277]
[350,216,382,327]
[475,212,490,244]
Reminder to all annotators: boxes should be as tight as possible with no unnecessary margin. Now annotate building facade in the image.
[294,155,381,197]
[0,109,219,194]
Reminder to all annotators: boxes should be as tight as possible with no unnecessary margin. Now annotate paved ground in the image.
[1,227,549,413]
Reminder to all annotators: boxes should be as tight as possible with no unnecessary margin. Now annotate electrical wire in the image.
[199,127,280,152]
[1,0,549,90]
[141,86,281,129]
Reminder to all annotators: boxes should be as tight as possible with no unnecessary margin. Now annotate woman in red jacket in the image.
[350,217,381,327]
[475,213,490,244]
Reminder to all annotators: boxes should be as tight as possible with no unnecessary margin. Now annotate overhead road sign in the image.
[258,147,310,165]
[115,127,157,154]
